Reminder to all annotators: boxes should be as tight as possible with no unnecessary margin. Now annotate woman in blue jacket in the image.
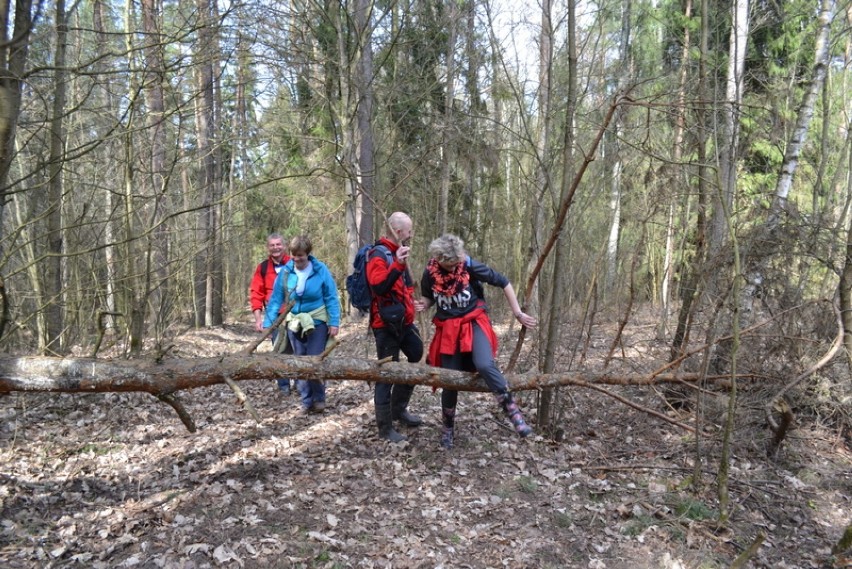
[265,235,341,414]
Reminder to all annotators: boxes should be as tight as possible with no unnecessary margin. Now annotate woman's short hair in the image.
[428,234,465,263]
[289,235,313,255]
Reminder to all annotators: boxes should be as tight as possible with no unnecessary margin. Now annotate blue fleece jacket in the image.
[263,255,341,328]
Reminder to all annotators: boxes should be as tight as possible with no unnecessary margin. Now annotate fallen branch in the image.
[576,379,696,433]
[223,375,261,424]
[730,532,765,569]
[243,301,295,355]
[156,392,196,432]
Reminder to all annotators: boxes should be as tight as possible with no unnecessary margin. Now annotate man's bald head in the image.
[387,212,413,245]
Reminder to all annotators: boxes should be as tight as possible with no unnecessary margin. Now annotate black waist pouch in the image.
[378,300,405,335]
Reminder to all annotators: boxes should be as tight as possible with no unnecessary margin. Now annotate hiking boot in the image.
[312,401,326,413]
[376,403,406,443]
[496,393,533,438]
[394,409,422,427]
[391,385,422,427]
[440,407,455,449]
[440,426,454,449]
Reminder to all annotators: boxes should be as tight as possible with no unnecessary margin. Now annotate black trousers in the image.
[372,324,423,406]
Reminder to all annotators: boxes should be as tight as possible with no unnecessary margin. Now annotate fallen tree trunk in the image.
[0,353,725,394]
[0,352,736,433]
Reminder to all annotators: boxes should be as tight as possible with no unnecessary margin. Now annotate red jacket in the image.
[249,255,291,311]
[366,238,415,329]
[427,305,497,366]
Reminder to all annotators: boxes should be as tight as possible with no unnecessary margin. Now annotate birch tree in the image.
[767,0,834,229]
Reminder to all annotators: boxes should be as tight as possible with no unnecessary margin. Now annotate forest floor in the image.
[0,311,850,569]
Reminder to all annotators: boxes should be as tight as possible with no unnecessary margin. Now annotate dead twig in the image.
[91,311,125,358]
[574,379,696,433]
[222,375,261,423]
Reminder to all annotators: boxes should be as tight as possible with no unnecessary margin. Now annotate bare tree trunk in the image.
[605,0,631,292]
[354,0,374,246]
[671,0,710,360]
[832,5,852,366]
[334,0,362,279]
[137,0,169,353]
[225,29,253,309]
[0,348,746,435]
[11,176,45,348]
[438,1,458,234]
[44,0,70,355]
[709,0,749,255]
[718,224,742,523]
[538,0,578,431]
[525,0,553,320]
[193,0,222,327]
[659,0,694,341]
[769,0,834,227]
[741,0,833,326]
[837,118,852,363]
[605,146,621,292]
[93,0,119,332]
[0,0,33,339]
[464,0,484,249]
[0,353,736,396]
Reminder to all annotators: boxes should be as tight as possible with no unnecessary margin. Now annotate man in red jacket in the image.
[366,212,424,442]
[249,233,292,394]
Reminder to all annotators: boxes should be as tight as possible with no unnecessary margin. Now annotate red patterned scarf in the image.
[426,257,469,297]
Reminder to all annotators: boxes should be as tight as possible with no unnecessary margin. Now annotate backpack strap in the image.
[464,255,485,299]
[369,243,393,266]
[259,259,270,280]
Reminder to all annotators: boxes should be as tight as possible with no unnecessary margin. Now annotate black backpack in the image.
[346,243,392,313]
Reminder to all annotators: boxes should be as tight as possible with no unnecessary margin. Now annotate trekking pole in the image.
[244,301,295,355]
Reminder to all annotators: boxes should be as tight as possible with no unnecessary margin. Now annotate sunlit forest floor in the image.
[1,311,850,568]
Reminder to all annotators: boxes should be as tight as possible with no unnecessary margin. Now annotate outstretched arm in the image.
[502,284,537,328]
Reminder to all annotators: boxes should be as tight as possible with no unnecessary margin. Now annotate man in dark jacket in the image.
[249,232,292,394]
[366,212,424,442]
